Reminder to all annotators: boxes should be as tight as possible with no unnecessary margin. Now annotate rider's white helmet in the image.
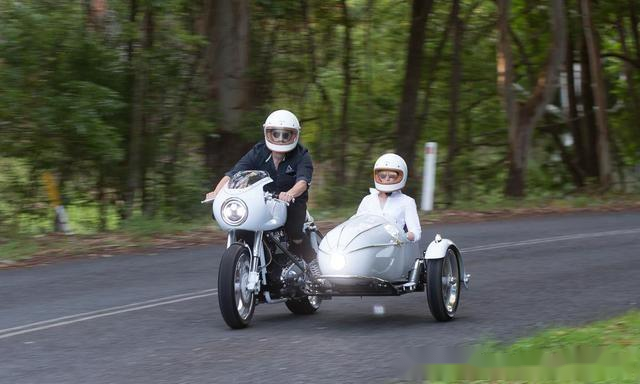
[373,153,408,192]
[263,109,301,152]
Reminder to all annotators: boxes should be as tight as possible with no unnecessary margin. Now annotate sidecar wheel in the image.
[426,248,461,322]
[285,296,321,315]
[218,243,256,329]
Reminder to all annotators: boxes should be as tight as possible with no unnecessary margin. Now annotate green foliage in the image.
[1,0,639,238]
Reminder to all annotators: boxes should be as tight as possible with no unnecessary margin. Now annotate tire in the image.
[285,296,321,315]
[218,243,256,329]
[426,248,461,322]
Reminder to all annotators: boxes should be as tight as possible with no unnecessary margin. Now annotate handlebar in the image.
[264,192,291,206]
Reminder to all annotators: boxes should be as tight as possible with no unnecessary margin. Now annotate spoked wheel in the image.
[426,248,461,321]
[285,295,321,315]
[218,243,256,329]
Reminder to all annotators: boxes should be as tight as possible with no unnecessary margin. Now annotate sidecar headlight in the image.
[221,198,248,226]
[330,253,346,270]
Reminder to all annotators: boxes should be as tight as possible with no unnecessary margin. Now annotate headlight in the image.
[221,198,248,226]
[330,253,346,270]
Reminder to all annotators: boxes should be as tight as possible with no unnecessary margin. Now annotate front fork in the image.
[226,230,264,293]
[248,231,263,293]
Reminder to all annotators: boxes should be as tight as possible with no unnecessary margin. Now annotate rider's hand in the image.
[278,192,295,203]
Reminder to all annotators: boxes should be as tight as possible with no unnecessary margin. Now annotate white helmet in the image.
[373,153,408,192]
[263,109,301,152]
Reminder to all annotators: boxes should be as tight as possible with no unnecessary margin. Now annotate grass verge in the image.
[420,311,640,383]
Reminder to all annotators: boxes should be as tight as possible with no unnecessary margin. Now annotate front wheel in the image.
[285,296,321,315]
[218,243,256,329]
[426,248,461,322]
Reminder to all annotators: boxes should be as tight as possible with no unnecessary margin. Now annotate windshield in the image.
[227,170,270,190]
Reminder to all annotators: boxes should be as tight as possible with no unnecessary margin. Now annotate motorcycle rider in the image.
[206,109,314,259]
[356,153,421,242]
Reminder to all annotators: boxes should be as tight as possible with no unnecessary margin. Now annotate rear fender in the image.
[424,234,470,289]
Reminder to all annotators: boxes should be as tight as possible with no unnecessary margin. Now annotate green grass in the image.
[0,215,218,263]
[421,311,640,383]
[0,238,40,262]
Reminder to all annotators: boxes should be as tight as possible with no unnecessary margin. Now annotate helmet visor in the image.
[374,169,403,185]
[265,127,298,146]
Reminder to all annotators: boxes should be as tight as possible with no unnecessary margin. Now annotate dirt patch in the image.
[2,202,639,269]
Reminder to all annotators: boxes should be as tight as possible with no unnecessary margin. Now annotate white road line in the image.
[461,227,640,253]
[0,289,217,340]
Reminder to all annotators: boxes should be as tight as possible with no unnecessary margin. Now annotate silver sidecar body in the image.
[313,213,470,321]
[317,214,418,282]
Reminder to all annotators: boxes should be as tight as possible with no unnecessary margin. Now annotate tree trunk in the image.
[579,34,599,177]
[205,0,249,132]
[124,0,141,219]
[203,0,251,180]
[445,0,462,206]
[395,0,434,188]
[337,0,352,189]
[497,0,520,196]
[498,0,567,197]
[140,8,155,217]
[565,14,585,187]
[580,0,612,187]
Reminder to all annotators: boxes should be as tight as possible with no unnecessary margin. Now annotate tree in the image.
[580,0,612,187]
[396,0,435,194]
[445,0,463,206]
[202,0,252,181]
[497,0,567,197]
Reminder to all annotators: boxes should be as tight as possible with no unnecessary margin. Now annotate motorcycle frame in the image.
[227,229,313,304]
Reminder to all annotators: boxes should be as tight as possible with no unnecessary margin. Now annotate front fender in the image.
[424,234,470,289]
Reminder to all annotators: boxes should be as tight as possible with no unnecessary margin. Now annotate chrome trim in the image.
[454,247,470,289]
[226,231,236,248]
[408,258,424,285]
[252,231,265,292]
[263,291,286,304]
[234,250,254,320]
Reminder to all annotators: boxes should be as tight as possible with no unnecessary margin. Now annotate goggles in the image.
[265,127,298,145]
[374,169,402,184]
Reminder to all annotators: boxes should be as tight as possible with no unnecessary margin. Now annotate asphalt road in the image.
[1,211,639,383]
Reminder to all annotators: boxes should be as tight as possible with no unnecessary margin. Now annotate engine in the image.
[263,230,306,299]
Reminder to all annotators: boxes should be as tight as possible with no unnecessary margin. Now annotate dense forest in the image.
[1,0,639,234]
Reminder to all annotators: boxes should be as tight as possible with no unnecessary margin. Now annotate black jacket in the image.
[225,141,313,203]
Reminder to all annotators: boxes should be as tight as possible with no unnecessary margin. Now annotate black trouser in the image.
[284,199,306,242]
[285,199,315,261]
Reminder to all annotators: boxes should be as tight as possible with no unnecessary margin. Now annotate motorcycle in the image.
[207,170,470,329]
[206,170,324,329]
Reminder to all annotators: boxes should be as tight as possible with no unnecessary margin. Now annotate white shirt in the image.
[356,188,422,242]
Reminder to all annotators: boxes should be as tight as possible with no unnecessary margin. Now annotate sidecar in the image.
[311,214,470,321]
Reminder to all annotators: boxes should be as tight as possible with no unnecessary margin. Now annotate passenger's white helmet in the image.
[373,153,408,192]
[263,109,301,152]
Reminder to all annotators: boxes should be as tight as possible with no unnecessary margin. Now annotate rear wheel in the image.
[218,243,255,329]
[285,296,321,315]
[426,248,461,321]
